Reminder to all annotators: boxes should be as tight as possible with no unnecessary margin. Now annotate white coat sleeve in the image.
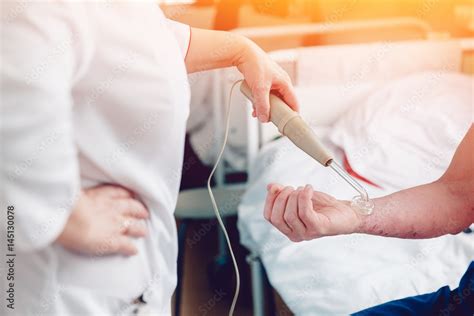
[166,19,191,59]
[1,3,89,252]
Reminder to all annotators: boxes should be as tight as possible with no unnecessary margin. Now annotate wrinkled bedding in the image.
[237,72,473,315]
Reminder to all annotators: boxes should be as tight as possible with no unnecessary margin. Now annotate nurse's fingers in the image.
[273,74,299,112]
[114,236,138,256]
[89,184,134,199]
[264,183,284,221]
[124,220,148,238]
[270,186,294,235]
[251,80,271,122]
[118,217,132,234]
[284,189,306,242]
[117,199,149,219]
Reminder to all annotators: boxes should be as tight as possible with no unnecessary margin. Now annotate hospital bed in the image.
[176,17,473,315]
[208,21,474,315]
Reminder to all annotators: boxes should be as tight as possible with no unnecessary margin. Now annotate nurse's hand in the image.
[264,184,361,241]
[236,39,299,122]
[56,184,149,256]
[185,28,297,121]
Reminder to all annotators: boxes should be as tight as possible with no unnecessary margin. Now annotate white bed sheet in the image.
[237,74,473,315]
[238,138,473,315]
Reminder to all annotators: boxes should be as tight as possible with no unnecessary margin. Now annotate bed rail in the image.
[233,17,433,40]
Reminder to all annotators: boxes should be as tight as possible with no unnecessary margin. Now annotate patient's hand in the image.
[264,184,361,241]
[56,184,149,256]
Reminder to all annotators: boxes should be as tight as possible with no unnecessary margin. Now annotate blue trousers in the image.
[353,261,474,316]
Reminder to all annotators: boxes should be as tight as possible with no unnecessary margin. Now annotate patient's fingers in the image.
[270,186,294,235]
[264,183,284,221]
[284,189,306,242]
[298,185,319,237]
[311,191,338,209]
[267,183,284,192]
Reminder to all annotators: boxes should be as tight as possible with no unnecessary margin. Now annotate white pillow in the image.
[297,82,377,126]
[328,72,473,190]
[297,40,462,85]
[260,81,378,145]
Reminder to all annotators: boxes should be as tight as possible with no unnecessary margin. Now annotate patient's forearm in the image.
[264,126,473,241]
[358,126,473,239]
[357,179,474,238]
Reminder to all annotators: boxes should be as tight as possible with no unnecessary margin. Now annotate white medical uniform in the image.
[1,1,190,315]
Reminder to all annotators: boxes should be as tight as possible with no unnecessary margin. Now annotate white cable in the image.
[207,79,244,316]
